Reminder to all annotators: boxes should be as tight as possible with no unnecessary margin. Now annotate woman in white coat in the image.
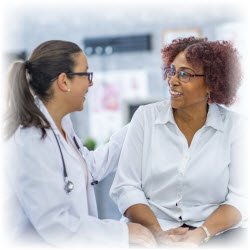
[3,40,157,248]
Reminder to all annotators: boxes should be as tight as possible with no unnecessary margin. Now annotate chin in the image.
[170,99,183,110]
[78,105,84,111]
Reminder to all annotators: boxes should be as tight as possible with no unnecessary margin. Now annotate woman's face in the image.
[167,51,208,111]
[68,52,92,111]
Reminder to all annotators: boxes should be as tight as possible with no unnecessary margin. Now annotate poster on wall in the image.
[87,70,148,145]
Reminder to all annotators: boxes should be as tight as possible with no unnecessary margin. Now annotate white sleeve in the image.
[221,116,248,222]
[110,107,149,215]
[82,124,129,181]
[6,129,128,247]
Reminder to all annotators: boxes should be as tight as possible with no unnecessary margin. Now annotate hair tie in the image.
[24,60,31,69]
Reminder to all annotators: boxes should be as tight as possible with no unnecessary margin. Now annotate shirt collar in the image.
[154,101,224,132]
[205,103,224,132]
[154,101,175,125]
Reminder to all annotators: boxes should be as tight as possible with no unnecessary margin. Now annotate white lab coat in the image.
[3,98,129,248]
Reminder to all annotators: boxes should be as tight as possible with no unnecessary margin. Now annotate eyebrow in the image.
[172,64,195,72]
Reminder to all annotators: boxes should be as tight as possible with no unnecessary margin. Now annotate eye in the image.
[179,71,190,77]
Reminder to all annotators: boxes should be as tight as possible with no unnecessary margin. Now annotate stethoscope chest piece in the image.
[64,179,74,194]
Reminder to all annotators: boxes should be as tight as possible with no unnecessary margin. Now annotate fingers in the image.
[168,227,189,235]
[128,223,157,248]
[169,234,188,242]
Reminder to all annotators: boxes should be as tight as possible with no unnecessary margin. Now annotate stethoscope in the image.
[51,128,98,194]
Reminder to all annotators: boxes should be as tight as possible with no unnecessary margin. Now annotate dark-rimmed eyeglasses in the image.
[163,64,204,83]
[50,72,93,85]
[67,72,93,85]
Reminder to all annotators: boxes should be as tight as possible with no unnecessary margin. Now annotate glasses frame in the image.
[67,72,93,85]
[50,72,93,85]
[163,65,204,83]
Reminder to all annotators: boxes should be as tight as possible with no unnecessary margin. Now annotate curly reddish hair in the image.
[161,37,242,106]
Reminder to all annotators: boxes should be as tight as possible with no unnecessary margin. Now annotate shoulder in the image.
[135,99,170,119]
[6,126,54,153]
[217,105,247,125]
[216,105,248,135]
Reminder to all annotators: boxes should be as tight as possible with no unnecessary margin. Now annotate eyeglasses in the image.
[163,64,204,83]
[67,72,93,85]
[50,72,93,85]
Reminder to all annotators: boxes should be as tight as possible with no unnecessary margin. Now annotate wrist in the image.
[147,225,162,237]
[199,225,212,243]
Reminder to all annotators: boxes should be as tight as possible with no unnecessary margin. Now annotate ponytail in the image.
[4,40,82,139]
[4,61,50,139]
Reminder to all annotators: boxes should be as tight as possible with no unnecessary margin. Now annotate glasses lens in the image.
[88,72,93,84]
[169,65,175,77]
[163,65,175,79]
[178,71,190,83]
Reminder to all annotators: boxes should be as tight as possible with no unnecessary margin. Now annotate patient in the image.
[110,37,248,247]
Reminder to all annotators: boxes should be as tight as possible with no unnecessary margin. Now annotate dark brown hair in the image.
[161,36,242,106]
[5,40,82,139]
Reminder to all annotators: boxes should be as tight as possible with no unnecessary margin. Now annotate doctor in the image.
[3,40,157,248]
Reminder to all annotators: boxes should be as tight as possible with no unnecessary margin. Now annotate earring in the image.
[207,92,211,102]
[67,89,71,92]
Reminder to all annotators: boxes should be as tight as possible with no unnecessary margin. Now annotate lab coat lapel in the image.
[35,97,80,161]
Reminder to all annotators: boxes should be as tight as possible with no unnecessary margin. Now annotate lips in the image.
[169,89,183,98]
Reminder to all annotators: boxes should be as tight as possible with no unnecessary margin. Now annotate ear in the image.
[56,73,71,92]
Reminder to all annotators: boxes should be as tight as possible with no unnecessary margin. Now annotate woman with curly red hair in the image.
[110,37,247,247]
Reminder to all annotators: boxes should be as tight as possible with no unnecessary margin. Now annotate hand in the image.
[154,227,189,246]
[128,222,157,248]
[169,227,206,246]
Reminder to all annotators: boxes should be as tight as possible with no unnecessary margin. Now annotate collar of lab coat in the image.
[154,101,224,132]
[34,96,81,159]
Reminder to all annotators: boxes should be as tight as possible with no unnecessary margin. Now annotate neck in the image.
[43,99,67,138]
[173,102,208,128]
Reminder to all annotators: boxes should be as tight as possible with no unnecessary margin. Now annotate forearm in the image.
[202,204,242,236]
[124,204,161,235]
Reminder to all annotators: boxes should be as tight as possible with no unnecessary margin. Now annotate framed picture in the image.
[87,70,149,145]
[163,28,202,45]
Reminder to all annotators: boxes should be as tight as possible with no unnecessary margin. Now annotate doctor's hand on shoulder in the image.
[128,222,157,248]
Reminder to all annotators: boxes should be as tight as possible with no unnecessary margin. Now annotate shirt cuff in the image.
[221,194,248,223]
[116,188,149,215]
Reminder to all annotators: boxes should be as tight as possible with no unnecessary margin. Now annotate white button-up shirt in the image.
[110,100,248,230]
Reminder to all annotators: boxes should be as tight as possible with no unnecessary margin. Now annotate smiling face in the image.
[167,51,209,111]
[67,52,91,112]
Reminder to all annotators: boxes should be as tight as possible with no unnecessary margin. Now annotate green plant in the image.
[84,137,96,151]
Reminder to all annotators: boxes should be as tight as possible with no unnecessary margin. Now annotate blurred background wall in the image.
[2,0,247,220]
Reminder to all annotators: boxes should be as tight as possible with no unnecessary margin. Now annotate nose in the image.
[168,74,180,87]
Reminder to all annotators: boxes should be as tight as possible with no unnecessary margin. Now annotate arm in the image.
[110,107,150,215]
[125,204,188,245]
[172,204,242,245]
[110,107,187,245]
[6,129,129,247]
[82,124,129,181]
[125,204,162,235]
[63,114,129,181]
